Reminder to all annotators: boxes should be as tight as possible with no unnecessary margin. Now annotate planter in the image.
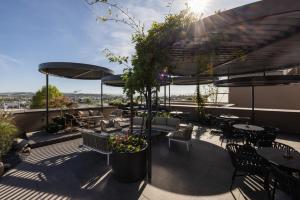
[0,162,4,177]
[111,144,148,183]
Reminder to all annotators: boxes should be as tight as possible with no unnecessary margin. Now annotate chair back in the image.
[270,165,300,200]
[272,141,296,153]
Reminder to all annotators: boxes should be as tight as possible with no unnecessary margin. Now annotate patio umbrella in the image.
[214,75,300,123]
[39,62,114,131]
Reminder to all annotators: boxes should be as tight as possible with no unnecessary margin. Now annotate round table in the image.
[257,148,300,172]
[233,124,264,132]
[170,111,183,115]
[220,115,239,120]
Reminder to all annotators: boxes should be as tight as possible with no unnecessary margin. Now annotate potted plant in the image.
[109,134,148,182]
[0,112,17,176]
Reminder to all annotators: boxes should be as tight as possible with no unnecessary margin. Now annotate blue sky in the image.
[0,0,258,95]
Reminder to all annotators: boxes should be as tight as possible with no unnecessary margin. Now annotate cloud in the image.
[0,54,22,71]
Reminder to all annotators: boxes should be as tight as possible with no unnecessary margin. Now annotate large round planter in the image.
[0,162,4,177]
[111,145,148,183]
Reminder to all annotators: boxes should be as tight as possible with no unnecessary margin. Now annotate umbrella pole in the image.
[168,84,171,108]
[164,85,166,108]
[130,92,133,134]
[251,86,255,123]
[46,74,49,131]
[101,81,103,112]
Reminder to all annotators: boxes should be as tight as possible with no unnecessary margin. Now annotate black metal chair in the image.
[271,141,296,153]
[220,120,245,146]
[226,143,269,191]
[268,165,300,200]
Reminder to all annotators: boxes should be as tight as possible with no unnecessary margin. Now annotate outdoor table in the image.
[257,147,300,172]
[170,111,183,115]
[180,123,188,128]
[220,114,239,120]
[233,124,264,132]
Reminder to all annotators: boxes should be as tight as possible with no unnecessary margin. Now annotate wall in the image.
[229,84,300,109]
[12,106,116,135]
[169,105,300,135]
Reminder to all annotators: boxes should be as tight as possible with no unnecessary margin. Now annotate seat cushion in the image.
[152,125,175,132]
[78,111,89,117]
[167,118,180,129]
[133,117,144,126]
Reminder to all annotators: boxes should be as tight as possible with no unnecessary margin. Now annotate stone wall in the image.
[12,106,116,135]
[169,105,300,135]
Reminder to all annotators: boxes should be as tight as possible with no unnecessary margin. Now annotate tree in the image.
[31,85,72,109]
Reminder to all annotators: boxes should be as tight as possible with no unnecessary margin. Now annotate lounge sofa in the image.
[132,117,146,132]
[76,110,104,127]
[152,117,180,133]
[109,109,123,118]
[100,119,122,133]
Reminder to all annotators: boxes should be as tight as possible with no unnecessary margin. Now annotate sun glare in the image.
[189,0,209,14]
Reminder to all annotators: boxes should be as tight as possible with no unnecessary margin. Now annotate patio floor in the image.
[0,126,298,200]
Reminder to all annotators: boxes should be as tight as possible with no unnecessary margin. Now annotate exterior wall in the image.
[12,106,116,135]
[169,105,300,135]
[228,84,300,110]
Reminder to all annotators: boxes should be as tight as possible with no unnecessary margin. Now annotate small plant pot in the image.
[0,162,4,177]
[111,144,148,183]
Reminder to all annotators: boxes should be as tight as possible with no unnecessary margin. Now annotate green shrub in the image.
[109,134,147,153]
[0,121,17,158]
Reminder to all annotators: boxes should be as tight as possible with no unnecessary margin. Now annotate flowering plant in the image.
[109,134,147,153]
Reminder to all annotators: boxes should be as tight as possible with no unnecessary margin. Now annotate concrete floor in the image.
[0,126,298,200]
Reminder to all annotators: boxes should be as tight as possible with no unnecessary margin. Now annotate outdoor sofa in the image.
[167,123,193,151]
[100,119,122,133]
[132,117,146,132]
[82,131,111,165]
[152,117,180,133]
[76,110,104,127]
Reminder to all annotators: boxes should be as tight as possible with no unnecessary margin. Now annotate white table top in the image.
[170,111,183,114]
[233,124,265,132]
[220,115,239,119]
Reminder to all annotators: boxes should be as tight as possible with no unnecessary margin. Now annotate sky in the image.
[0,0,258,95]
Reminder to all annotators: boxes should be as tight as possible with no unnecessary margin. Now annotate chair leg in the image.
[186,142,189,152]
[107,154,110,166]
[168,139,171,149]
[230,169,237,191]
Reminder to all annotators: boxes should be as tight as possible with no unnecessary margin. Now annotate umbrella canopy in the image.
[169,0,300,76]
[172,76,215,85]
[214,75,300,87]
[213,74,300,123]
[39,62,114,80]
[101,74,125,87]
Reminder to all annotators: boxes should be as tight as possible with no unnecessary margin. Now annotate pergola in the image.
[168,0,300,77]
[214,75,300,122]
[39,62,114,130]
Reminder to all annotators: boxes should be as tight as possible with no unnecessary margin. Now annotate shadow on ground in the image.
[150,138,234,196]
[0,137,270,199]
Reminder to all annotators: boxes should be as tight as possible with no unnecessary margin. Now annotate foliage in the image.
[195,84,208,118]
[109,134,147,153]
[0,111,15,124]
[156,111,170,118]
[108,98,126,107]
[31,85,74,109]
[0,121,17,158]
[129,9,198,93]
[47,123,60,133]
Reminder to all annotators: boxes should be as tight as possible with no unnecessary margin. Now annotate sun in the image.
[188,0,209,14]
